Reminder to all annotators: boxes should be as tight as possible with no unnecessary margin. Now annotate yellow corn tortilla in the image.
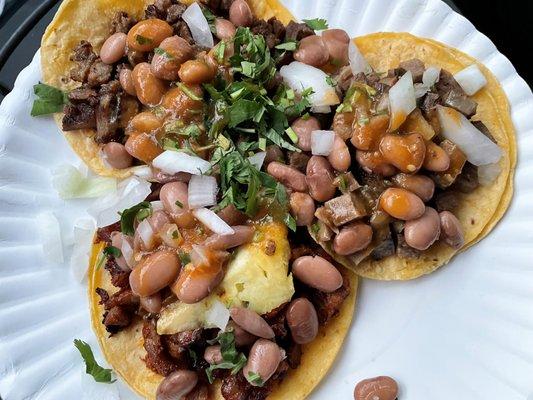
[311,32,515,280]
[40,0,292,178]
[89,240,358,400]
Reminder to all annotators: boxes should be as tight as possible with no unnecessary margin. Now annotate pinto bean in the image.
[243,339,284,386]
[119,69,137,96]
[292,255,343,293]
[291,116,320,151]
[159,182,195,228]
[102,142,133,169]
[380,133,426,174]
[294,35,329,67]
[328,134,351,172]
[264,145,285,165]
[351,114,390,151]
[333,222,373,255]
[379,188,425,221]
[132,62,167,106]
[125,131,163,164]
[110,231,134,270]
[216,204,248,226]
[267,162,308,192]
[161,86,204,122]
[424,141,451,172]
[321,29,350,66]
[151,36,194,81]
[127,19,173,52]
[204,225,255,250]
[140,293,162,314]
[404,207,441,250]
[391,173,435,202]
[289,192,315,226]
[100,32,127,64]
[178,60,216,84]
[230,307,275,339]
[128,111,163,135]
[156,370,198,400]
[286,298,319,344]
[204,345,223,365]
[355,150,397,177]
[354,376,398,400]
[306,156,336,202]
[129,250,180,297]
[229,0,253,27]
[149,210,172,233]
[227,321,257,347]
[215,18,236,40]
[439,211,465,249]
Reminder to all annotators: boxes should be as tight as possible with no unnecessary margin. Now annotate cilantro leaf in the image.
[103,246,121,258]
[246,371,265,387]
[135,35,153,45]
[178,251,191,265]
[154,47,174,59]
[227,99,265,128]
[205,331,247,384]
[31,83,68,116]
[284,213,297,232]
[74,339,115,383]
[275,41,298,51]
[120,201,152,235]
[303,18,329,31]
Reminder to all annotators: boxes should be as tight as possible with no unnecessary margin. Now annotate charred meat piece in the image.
[166,3,188,24]
[104,257,131,289]
[167,328,205,347]
[436,70,477,118]
[95,222,121,243]
[334,65,354,93]
[286,342,302,369]
[251,17,285,49]
[370,226,395,260]
[288,152,310,173]
[62,88,98,131]
[262,303,288,339]
[70,41,98,83]
[143,320,182,376]
[103,306,132,332]
[96,287,139,334]
[432,139,467,189]
[88,60,113,87]
[324,193,368,226]
[395,233,420,259]
[95,81,122,143]
[451,162,479,193]
[434,190,460,212]
[399,58,425,83]
[285,21,314,41]
[420,92,440,113]
[306,268,350,325]
[110,11,135,34]
[174,20,195,44]
[145,4,165,20]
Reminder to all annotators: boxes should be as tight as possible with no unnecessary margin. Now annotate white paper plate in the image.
[1,0,532,399]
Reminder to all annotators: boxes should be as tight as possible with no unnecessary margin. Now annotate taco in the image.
[308,33,515,280]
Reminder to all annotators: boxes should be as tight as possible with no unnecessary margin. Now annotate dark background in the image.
[0,0,531,103]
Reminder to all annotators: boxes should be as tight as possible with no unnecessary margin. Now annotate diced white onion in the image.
[153,150,211,176]
[422,66,441,87]
[248,152,267,170]
[310,105,331,114]
[478,162,502,186]
[52,164,116,199]
[414,83,429,99]
[159,223,182,248]
[388,71,416,131]
[437,106,502,166]
[120,236,134,269]
[188,175,218,209]
[37,211,64,264]
[205,300,230,330]
[137,218,155,248]
[193,208,235,235]
[132,165,154,180]
[279,61,340,107]
[454,64,487,96]
[70,218,96,282]
[311,130,335,156]
[348,41,372,75]
[150,200,164,212]
[182,2,214,48]
[87,176,152,227]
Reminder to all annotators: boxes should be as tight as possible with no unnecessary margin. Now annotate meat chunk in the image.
[436,70,477,117]
[334,65,354,93]
[95,80,122,143]
[358,172,392,211]
[324,193,368,226]
[88,60,113,87]
[96,287,139,334]
[143,320,182,376]
[285,21,313,41]
[395,233,420,259]
[174,20,194,44]
[451,162,479,193]
[399,58,425,83]
[110,11,135,34]
[306,268,350,325]
[370,227,395,260]
[167,329,204,347]
[166,3,187,23]
[70,41,98,83]
[103,306,132,331]
[286,342,302,369]
[104,257,131,289]
[288,152,310,173]
[251,17,285,49]
[432,139,467,189]
[262,303,288,339]
[95,222,121,243]
[62,102,97,131]
[221,372,271,400]
[434,190,460,212]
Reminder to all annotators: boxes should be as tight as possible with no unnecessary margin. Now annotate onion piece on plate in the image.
[279,61,340,107]
[205,300,230,330]
[388,71,416,131]
[37,211,64,264]
[70,218,96,282]
[423,66,441,87]
[192,208,235,235]
[153,150,211,176]
[454,64,487,96]
[478,163,502,186]
[188,175,218,209]
[348,41,372,75]
[311,130,335,156]
[437,106,502,166]
[87,176,152,227]
[52,164,116,199]
[248,152,267,170]
[182,2,214,48]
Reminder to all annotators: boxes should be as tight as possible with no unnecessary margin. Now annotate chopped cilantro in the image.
[246,371,265,387]
[172,230,180,240]
[326,75,337,87]
[119,201,152,235]
[201,6,217,34]
[31,83,68,116]
[135,35,153,45]
[284,213,297,232]
[303,18,329,31]
[74,339,115,383]
[103,246,121,258]
[178,251,191,265]
[258,137,267,151]
[205,331,247,384]
[177,83,203,101]
[358,116,370,126]
[311,222,321,234]
[214,41,226,63]
[275,41,298,51]
[154,47,174,59]
[175,200,184,208]
[285,127,299,144]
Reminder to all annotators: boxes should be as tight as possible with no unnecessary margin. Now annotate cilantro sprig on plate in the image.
[74,339,115,383]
